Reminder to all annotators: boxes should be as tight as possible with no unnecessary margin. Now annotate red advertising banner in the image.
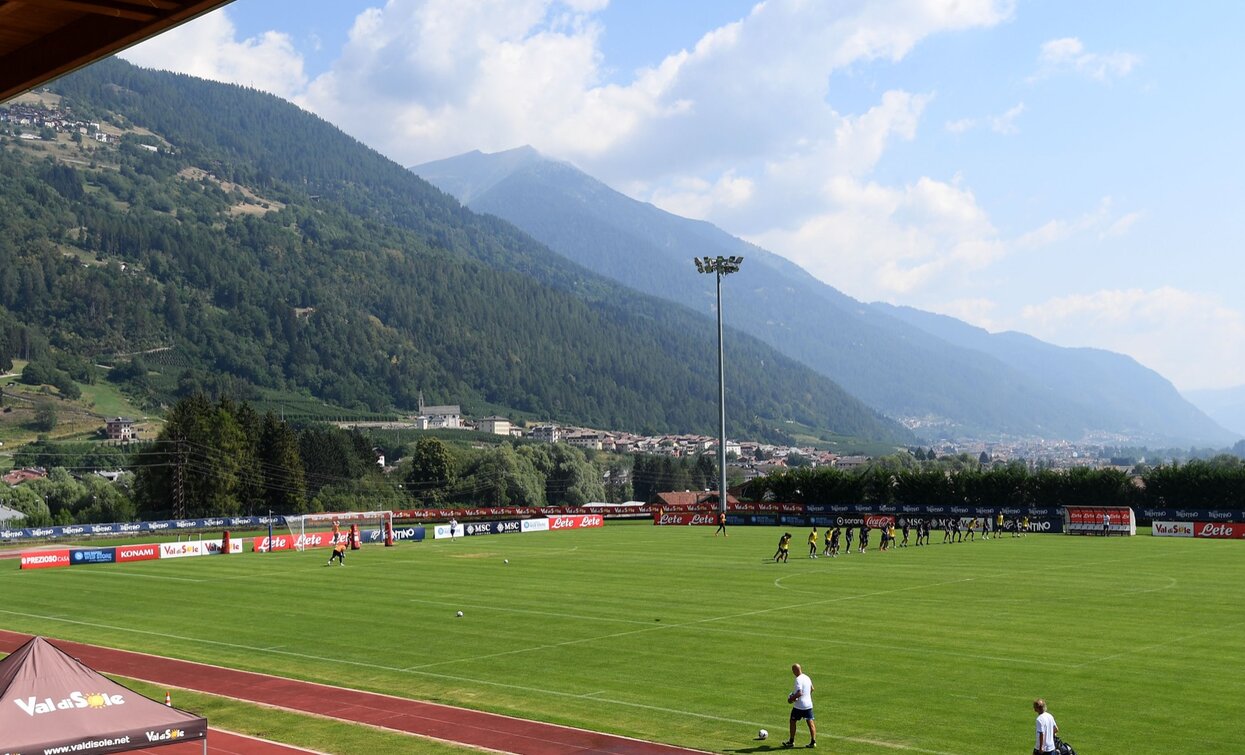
[252,532,338,552]
[19,549,70,569]
[548,514,605,530]
[115,543,160,562]
[653,511,719,526]
[1194,522,1245,539]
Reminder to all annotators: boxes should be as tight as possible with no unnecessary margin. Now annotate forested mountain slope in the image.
[0,58,908,445]
[414,147,1232,445]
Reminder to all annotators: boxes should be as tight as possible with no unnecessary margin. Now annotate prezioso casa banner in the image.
[19,549,70,569]
[1193,522,1245,539]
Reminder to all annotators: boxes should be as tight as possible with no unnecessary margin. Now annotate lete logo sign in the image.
[549,514,605,529]
[1194,522,1245,539]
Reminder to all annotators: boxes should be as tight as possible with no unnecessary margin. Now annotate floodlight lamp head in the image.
[694,257,706,273]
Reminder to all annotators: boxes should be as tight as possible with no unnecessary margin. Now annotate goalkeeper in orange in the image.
[326,540,346,566]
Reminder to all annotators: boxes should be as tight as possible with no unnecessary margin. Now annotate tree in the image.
[979,451,991,465]
[452,444,545,507]
[33,400,57,432]
[257,411,306,515]
[405,436,455,505]
[519,443,604,506]
[132,394,252,518]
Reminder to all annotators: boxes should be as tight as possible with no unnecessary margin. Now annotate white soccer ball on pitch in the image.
[757,729,768,740]
[456,611,464,617]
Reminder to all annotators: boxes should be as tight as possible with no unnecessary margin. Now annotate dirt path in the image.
[0,631,710,755]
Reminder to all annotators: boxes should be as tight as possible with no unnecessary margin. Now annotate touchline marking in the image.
[403,623,670,670]
[0,609,957,753]
[65,568,204,583]
[398,668,960,755]
[407,598,653,626]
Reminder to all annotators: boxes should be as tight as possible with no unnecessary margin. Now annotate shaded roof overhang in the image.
[0,0,234,103]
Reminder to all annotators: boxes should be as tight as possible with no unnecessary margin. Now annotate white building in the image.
[565,432,602,451]
[529,425,561,443]
[417,393,462,429]
[477,416,511,436]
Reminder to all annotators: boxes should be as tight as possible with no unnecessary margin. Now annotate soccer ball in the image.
[504,559,509,564]
[456,611,464,617]
[757,729,768,740]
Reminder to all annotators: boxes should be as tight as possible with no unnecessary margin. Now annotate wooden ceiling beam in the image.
[0,1,234,104]
[13,0,158,23]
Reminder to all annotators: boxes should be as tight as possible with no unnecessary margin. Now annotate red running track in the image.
[0,631,710,755]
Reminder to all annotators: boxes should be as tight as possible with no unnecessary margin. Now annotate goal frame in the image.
[285,510,393,551]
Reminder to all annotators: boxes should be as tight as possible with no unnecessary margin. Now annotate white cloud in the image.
[1101,211,1142,239]
[1015,197,1139,248]
[287,0,1011,178]
[119,8,307,100]
[944,101,1023,134]
[944,117,976,133]
[748,175,1003,299]
[988,102,1025,133]
[1032,37,1140,82]
[1020,288,1245,390]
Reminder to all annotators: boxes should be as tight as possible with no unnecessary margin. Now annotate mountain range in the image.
[413,147,1236,446]
[0,58,908,447]
[1184,386,1245,438]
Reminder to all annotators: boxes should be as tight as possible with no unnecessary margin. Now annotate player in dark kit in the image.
[774,533,792,562]
[828,526,841,557]
[844,526,854,554]
[858,524,869,554]
[901,518,910,547]
[326,540,346,566]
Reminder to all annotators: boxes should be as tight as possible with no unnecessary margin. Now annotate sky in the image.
[120,0,1245,393]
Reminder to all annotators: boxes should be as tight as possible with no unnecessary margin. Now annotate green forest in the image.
[0,58,908,447]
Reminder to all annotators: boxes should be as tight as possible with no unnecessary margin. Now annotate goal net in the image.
[285,510,394,551]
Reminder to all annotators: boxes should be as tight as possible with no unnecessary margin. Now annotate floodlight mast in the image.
[694,255,744,515]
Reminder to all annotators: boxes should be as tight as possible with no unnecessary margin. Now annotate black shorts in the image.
[790,707,814,721]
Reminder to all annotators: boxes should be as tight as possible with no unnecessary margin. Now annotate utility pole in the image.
[172,439,186,520]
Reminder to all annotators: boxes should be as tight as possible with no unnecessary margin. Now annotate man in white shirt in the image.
[1033,698,1058,754]
[783,663,816,748]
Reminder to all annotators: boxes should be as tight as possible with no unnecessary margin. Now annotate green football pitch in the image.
[2,523,1242,754]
